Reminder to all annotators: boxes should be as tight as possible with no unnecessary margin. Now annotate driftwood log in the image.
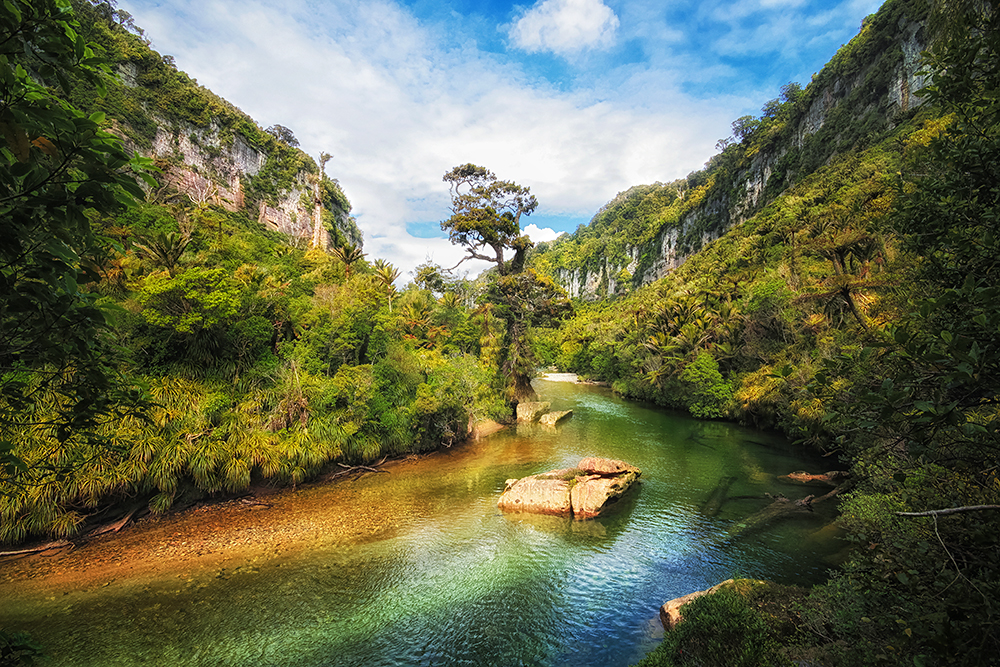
[777,470,850,486]
[725,487,841,541]
[0,540,72,558]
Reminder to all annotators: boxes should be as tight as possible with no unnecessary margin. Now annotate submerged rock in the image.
[539,410,572,426]
[498,457,640,519]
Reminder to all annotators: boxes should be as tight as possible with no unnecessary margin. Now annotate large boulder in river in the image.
[516,401,550,423]
[498,457,640,519]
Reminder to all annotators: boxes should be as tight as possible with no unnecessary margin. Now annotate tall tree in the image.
[442,164,537,276]
[441,164,568,401]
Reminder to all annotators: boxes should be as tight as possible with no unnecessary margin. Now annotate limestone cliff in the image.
[75,6,362,250]
[535,0,928,299]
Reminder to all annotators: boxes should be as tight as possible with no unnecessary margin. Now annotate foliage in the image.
[531,0,931,295]
[678,353,733,419]
[0,3,504,543]
[800,2,1000,663]
[0,0,153,480]
[441,164,570,400]
[441,163,538,276]
[634,584,792,667]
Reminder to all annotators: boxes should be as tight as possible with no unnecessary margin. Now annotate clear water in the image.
[0,379,845,666]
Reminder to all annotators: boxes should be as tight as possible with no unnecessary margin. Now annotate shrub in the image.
[634,587,790,667]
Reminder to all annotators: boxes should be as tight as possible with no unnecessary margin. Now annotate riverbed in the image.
[0,377,845,666]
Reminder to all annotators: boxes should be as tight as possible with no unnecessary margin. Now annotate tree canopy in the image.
[441,163,537,275]
[441,164,568,401]
[0,0,154,478]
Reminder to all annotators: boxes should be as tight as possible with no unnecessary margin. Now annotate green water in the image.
[0,379,845,666]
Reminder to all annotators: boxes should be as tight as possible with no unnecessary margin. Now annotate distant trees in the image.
[265,124,299,147]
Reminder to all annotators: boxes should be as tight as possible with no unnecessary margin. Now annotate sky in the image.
[117,0,884,280]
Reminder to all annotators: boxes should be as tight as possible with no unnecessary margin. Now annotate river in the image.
[0,377,845,666]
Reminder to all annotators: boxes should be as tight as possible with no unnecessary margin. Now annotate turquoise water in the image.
[0,379,844,666]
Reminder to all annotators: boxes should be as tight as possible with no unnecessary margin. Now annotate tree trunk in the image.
[701,475,737,517]
[724,487,840,541]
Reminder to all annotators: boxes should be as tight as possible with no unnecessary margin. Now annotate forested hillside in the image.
[0,0,508,545]
[531,0,929,299]
[2,0,998,664]
[533,0,1000,664]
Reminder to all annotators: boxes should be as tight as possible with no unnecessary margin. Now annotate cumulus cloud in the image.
[509,0,620,55]
[522,224,562,243]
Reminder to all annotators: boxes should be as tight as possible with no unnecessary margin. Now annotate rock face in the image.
[498,457,640,519]
[516,401,550,423]
[546,6,931,300]
[539,410,572,426]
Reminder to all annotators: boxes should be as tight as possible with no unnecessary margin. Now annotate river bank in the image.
[0,372,580,593]
[0,453,439,597]
[1,379,843,667]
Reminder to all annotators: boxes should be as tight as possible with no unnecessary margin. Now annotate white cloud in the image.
[509,0,620,55]
[119,0,734,279]
[522,224,562,243]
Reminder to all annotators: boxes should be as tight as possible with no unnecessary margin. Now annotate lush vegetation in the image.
[533,0,999,664]
[531,0,930,296]
[3,0,999,665]
[0,1,507,545]
[440,164,571,400]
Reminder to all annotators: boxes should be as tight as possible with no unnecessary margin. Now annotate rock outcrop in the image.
[539,410,572,426]
[498,457,640,519]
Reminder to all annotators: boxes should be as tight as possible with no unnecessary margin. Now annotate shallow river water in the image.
[0,378,845,666]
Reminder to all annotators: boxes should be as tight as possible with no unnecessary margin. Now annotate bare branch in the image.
[895,505,1000,517]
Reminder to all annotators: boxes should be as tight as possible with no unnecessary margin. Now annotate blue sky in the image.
[118,0,883,279]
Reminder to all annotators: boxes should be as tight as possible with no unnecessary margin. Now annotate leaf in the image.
[31,135,59,157]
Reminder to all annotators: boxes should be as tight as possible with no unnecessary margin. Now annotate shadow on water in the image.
[1,379,845,667]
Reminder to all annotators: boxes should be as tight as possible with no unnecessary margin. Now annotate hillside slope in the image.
[531,0,930,300]
[70,0,362,250]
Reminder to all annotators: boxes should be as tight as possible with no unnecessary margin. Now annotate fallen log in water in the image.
[724,487,841,541]
[777,470,850,486]
[701,476,737,517]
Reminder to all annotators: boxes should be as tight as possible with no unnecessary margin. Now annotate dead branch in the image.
[85,500,146,538]
[896,505,1000,517]
[329,457,390,479]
